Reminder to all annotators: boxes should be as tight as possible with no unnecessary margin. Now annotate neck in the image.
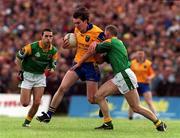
[43,41,50,48]
[81,23,88,33]
[137,58,145,63]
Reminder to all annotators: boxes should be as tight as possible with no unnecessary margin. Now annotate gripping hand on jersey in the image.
[88,41,97,53]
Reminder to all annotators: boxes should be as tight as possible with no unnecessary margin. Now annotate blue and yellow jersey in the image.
[131,59,155,83]
[74,23,105,63]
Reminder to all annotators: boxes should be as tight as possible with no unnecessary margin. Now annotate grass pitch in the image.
[0,116,179,138]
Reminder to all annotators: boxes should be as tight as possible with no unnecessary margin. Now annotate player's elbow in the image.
[15,58,20,65]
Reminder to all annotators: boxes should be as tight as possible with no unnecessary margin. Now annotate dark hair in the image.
[105,25,118,36]
[73,6,89,22]
[42,28,52,36]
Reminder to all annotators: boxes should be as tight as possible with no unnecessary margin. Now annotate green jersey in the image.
[17,41,58,74]
[96,37,130,75]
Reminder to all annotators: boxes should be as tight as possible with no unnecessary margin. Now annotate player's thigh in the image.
[32,87,45,104]
[124,89,140,108]
[20,88,31,105]
[86,81,98,99]
[95,80,118,99]
[59,70,79,91]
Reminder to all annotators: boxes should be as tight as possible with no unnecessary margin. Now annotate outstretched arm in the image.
[70,42,97,70]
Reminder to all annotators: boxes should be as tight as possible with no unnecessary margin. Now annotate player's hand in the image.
[146,76,152,83]
[44,69,54,77]
[62,38,70,49]
[17,70,24,81]
[88,41,97,53]
[70,63,81,71]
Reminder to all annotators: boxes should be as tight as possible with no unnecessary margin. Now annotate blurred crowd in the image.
[0,0,180,97]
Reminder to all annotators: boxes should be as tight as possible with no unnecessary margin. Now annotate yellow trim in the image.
[155,120,162,127]
[26,115,32,121]
[39,40,52,50]
[52,52,58,60]
[104,117,112,123]
[24,44,32,55]
[104,39,111,42]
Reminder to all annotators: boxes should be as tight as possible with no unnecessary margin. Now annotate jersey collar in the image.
[39,40,52,50]
[86,23,93,31]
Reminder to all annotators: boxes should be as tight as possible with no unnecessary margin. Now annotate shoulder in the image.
[145,59,152,65]
[114,38,124,45]
[131,59,137,64]
[91,24,103,33]
[104,39,111,43]
[29,41,39,49]
[31,41,39,46]
[51,46,58,53]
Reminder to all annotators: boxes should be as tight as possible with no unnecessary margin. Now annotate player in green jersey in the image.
[71,25,167,131]
[15,28,58,127]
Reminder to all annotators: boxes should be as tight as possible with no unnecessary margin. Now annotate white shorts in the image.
[111,68,138,94]
[19,71,46,89]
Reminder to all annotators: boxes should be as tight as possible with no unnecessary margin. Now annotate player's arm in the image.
[45,51,58,77]
[95,41,112,53]
[147,64,155,81]
[71,41,111,70]
[15,44,32,70]
[15,44,31,80]
[80,40,112,63]
[78,31,105,61]
[70,42,97,70]
[48,52,58,71]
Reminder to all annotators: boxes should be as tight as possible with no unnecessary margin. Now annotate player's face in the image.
[137,51,145,61]
[42,31,53,46]
[105,30,111,39]
[73,18,87,33]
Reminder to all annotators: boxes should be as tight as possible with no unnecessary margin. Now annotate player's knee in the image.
[94,94,103,103]
[146,100,152,106]
[87,98,96,104]
[21,102,29,107]
[58,85,69,94]
[130,105,140,113]
[88,99,94,104]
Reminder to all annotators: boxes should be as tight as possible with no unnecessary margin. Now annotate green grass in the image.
[0,116,179,138]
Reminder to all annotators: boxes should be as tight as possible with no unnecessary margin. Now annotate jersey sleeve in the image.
[49,50,58,70]
[97,32,105,42]
[95,39,111,53]
[148,62,155,78]
[16,44,32,60]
